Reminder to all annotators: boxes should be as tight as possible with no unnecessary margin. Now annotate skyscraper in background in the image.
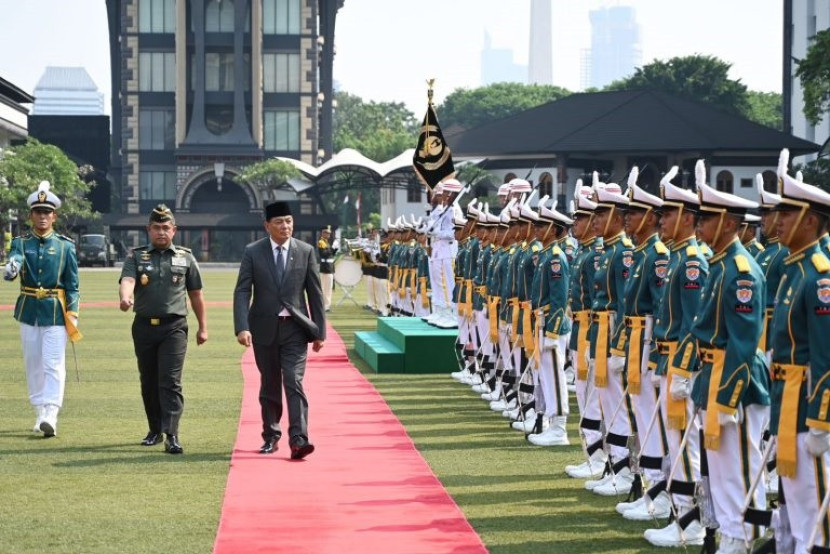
[587,6,641,89]
[480,31,526,85]
[528,0,552,85]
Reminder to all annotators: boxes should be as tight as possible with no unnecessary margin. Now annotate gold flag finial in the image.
[426,78,435,105]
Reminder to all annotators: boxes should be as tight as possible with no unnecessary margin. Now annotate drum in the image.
[334,255,363,287]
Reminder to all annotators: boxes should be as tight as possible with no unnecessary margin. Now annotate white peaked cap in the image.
[572,180,598,214]
[779,169,830,215]
[756,173,781,208]
[698,181,759,215]
[500,198,516,225]
[467,198,479,217]
[743,213,761,223]
[595,182,629,208]
[660,166,700,209]
[509,198,522,220]
[28,180,62,210]
[508,178,532,193]
[519,199,539,222]
[540,195,574,226]
[433,182,444,194]
[452,204,467,227]
[441,178,463,193]
[497,183,511,196]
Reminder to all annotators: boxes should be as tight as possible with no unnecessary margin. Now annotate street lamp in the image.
[214,162,225,193]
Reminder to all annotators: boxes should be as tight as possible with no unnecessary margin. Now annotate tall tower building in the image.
[588,6,641,89]
[32,67,105,116]
[481,31,526,85]
[105,0,342,259]
[528,0,552,85]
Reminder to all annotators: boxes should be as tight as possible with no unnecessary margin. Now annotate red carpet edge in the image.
[212,324,488,554]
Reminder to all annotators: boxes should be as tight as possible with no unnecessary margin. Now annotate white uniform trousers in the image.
[593,357,633,461]
[21,323,68,408]
[704,404,768,542]
[364,274,377,310]
[431,257,455,314]
[476,310,493,358]
[413,293,430,317]
[780,434,830,553]
[498,325,513,371]
[571,349,603,446]
[321,272,333,310]
[661,374,701,513]
[631,357,666,485]
[373,277,389,316]
[538,334,571,418]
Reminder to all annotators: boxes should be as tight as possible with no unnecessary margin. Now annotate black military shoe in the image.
[141,431,163,446]
[164,434,183,455]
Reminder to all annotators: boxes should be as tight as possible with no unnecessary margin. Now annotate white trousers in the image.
[781,434,830,553]
[660,374,701,512]
[476,310,494,357]
[21,323,67,408]
[373,278,389,316]
[431,257,455,313]
[594,358,633,461]
[321,272,333,310]
[364,274,376,310]
[630,349,666,484]
[704,404,768,541]
[538,334,570,418]
[571,349,602,446]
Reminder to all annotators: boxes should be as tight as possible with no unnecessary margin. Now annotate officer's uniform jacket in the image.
[745,239,764,259]
[568,236,602,380]
[769,241,830,476]
[122,243,202,318]
[535,239,571,340]
[673,238,770,450]
[755,237,789,352]
[9,230,80,327]
[317,237,337,274]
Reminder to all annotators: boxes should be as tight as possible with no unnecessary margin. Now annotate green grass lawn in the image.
[0,269,666,553]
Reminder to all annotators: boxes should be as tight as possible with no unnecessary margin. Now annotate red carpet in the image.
[212,325,487,554]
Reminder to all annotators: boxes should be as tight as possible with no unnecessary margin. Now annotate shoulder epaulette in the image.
[622,237,634,248]
[734,254,751,273]
[812,252,830,273]
[531,243,541,253]
[654,241,668,255]
[132,245,148,251]
[57,234,74,243]
[552,245,562,255]
[756,243,765,252]
[686,245,700,258]
[175,245,193,254]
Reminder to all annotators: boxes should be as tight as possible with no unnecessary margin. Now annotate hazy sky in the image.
[0,0,783,117]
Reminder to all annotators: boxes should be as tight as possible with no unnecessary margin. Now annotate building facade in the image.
[784,0,830,159]
[0,77,33,150]
[105,0,342,261]
[586,6,641,90]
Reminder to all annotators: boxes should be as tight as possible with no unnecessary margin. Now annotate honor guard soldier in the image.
[613,167,672,521]
[429,178,462,329]
[5,181,81,438]
[645,166,709,548]
[740,213,765,258]
[374,229,390,317]
[585,177,636,497]
[317,226,338,312]
[670,161,770,552]
[767,161,830,554]
[468,204,498,388]
[119,204,208,454]
[564,182,608,478]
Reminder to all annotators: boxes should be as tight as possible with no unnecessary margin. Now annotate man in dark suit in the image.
[233,201,326,459]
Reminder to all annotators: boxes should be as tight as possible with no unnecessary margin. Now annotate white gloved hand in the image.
[650,370,661,388]
[806,429,830,457]
[718,411,739,426]
[542,337,556,351]
[68,316,78,328]
[608,355,626,374]
[669,375,691,401]
[4,259,19,281]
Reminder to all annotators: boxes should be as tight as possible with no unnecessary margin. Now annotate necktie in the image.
[275,245,285,283]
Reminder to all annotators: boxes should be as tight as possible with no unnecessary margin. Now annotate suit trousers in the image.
[252,317,309,442]
[132,316,188,436]
[20,323,67,408]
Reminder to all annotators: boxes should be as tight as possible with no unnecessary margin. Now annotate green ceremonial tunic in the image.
[120,244,203,317]
[9,230,80,326]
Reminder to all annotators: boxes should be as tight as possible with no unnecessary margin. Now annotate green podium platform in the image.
[354,317,458,373]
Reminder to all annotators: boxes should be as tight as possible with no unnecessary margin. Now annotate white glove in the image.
[608,355,626,374]
[4,259,19,281]
[542,337,556,351]
[669,375,691,401]
[806,429,830,457]
[718,411,739,426]
[68,316,78,328]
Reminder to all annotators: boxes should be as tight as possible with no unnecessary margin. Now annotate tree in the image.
[794,158,830,193]
[795,28,830,126]
[745,90,783,130]
[0,138,97,244]
[438,82,572,130]
[236,158,302,203]
[605,55,750,118]
[333,91,417,162]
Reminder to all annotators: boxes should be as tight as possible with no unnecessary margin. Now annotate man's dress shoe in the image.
[164,434,183,454]
[290,437,315,460]
[141,432,163,446]
[259,437,278,454]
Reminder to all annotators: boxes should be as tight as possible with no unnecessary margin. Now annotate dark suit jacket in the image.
[233,237,326,344]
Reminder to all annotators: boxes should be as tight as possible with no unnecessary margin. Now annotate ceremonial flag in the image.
[413,102,454,192]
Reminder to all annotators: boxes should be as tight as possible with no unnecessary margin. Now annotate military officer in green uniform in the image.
[119,205,208,454]
[671,162,770,552]
[768,163,830,553]
[5,181,81,438]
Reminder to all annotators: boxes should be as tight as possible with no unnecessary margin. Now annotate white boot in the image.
[528,417,569,446]
[593,465,634,496]
[715,535,749,554]
[615,494,646,515]
[39,405,58,438]
[623,490,672,520]
[33,405,44,433]
[565,449,607,479]
[644,519,705,547]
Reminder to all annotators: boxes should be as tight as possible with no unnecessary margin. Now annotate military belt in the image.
[655,341,676,355]
[698,346,722,363]
[771,363,807,382]
[21,286,59,299]
[323,258,335,263]
[624,315,647,327]
[136,314,185,326]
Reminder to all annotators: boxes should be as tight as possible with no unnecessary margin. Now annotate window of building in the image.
[206,105,234,136]
[206,53,234,91]
[263,109,300,150]
[716,170,734,194]
[138,109,175,150]
[205,0,235,32]
[139,171,177,201]
[263,53,300,93]
[407,183,422,203]
[263,0,300,35]
[139,52,176,92]
[740,178,753,188]
[139,0,175,33]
